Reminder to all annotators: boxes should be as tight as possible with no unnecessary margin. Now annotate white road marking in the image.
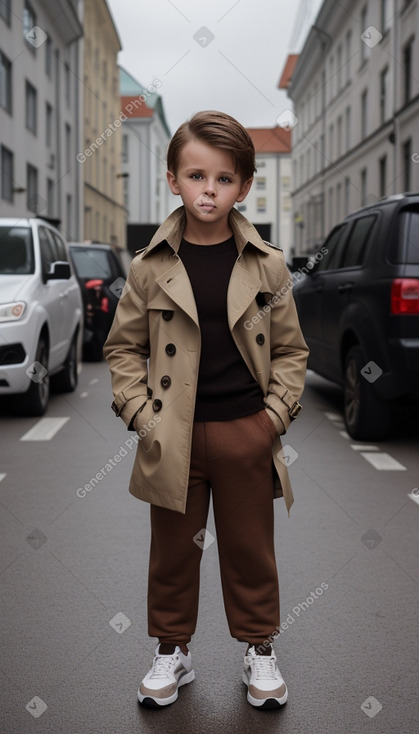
[360,453,406,471]
[408,490,419,505]
[324,412,342,421]
[351,445,379,451]
[20,417,70,441]
[0,473,6,482]
[339,430,351,439]
[80,392,88,399]
[89,378,98,385]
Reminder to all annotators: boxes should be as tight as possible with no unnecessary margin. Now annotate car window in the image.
[50,230,68,262]
[391,208,419,264]
[38,226,58,277]
[0,226,35,274]
[339,215,376,268]
[70,247,113,280]
[316,223,350,272]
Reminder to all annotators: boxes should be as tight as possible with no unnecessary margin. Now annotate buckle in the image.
[289,401,302,420]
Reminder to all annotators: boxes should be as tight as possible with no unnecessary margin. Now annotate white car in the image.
[0,217,83,415]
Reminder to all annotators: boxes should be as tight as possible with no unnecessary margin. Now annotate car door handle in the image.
[338,282,353,293]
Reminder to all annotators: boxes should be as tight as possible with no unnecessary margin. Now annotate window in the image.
[257,197,266,213]
[360,168,367,205]
[317,223,350,272]
[64,62,70,106]
[345,30,352,83]
[0,225,35,274]
[328,56,334,101]
[25,80,37,133]
[336,182,342,221]
[380,67,390,123]
[337,116,342,158]
[46,103,53,146]
[340,215,376,268]
[403,38,414,105]
[329,124,334,161]
[45,37,52,77]
[403,138,412,191]
[360,5,369,63]
[0,0,11,24]
[345,177,351,215]
[256,177,266,190]
[0,50,12,112]
[379,155,387,197]
[361,89,368,138]
[47,178,54,216]
[328,187,334,228]
[1,145,13,202]
[38,226,57,278]
[381,0,393,32]
[337,44,342,92]
[122,134,128,162]
[345,106,351,151]
[23,2,36,50]
[26,163,38,212]
[70,248,113,280]
[65,124,71,170]
[66,195,72,240]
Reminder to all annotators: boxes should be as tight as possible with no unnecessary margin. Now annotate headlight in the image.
[0,301,27,322]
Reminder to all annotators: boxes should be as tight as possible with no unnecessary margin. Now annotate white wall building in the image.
[280,0,419,255]
[0,0,83,240]
[119,67,176,227]
[240,127,293,260]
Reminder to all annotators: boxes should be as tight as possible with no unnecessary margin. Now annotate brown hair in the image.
[167,110,256,182]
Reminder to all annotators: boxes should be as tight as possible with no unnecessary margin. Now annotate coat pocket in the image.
[134,399,158,453]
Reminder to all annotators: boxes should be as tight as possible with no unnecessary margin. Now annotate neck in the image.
[183,218,233,245]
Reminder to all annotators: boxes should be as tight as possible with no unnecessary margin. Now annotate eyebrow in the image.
[184,167,236,176]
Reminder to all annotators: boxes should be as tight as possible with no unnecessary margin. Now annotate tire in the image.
[17,337,50,416]
[53,333,79,393]
[343,345,391,441]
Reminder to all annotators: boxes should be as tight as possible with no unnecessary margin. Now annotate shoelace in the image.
[150,654,179,679]
[251,655,278,680]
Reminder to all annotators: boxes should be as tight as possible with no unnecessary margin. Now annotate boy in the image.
[103,110,308,710]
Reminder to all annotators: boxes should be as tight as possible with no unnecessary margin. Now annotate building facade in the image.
[0,0,83,240]
[81,0,125,247]
[241,127,292,260]
[280,0,419,255]
[119,67,175,227]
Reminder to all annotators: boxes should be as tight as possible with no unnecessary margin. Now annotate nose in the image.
[204,179,216,196]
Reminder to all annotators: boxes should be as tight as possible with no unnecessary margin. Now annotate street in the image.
[0,362,418,734]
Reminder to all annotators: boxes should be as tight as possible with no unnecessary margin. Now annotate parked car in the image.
[68,243,128,361]
[0,217,83,416]
[292,192,419,440]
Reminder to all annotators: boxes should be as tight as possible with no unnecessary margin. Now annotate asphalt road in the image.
[0,363,418,734]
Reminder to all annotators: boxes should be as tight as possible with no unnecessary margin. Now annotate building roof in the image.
[119,67,171,137]
[278,54,299,89]
[247,127,291,154]
[121,96,154,119]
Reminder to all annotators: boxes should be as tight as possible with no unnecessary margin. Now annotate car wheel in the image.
[343,345,391,440]
[17,337,50,416]
[53,333,79,393]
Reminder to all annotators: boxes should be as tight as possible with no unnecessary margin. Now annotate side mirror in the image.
[291,256,310,271]
[47,261,71,280]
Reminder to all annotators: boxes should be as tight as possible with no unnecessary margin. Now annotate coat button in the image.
[256,333,265,345]
[165,343,176,356]
[152,399,162,411]
[162,310,174,321]
[160,375,171,389]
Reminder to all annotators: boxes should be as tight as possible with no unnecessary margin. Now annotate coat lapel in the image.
[227,261,261,331]
[155,259,199,327]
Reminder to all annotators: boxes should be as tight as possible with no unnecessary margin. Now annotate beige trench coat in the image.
[104,206,309,516]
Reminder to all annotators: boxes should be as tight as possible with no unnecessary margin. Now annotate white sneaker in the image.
[242,645,288,709]
[138,644,195,707]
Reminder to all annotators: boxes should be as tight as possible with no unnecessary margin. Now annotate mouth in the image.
[199,202,216,210]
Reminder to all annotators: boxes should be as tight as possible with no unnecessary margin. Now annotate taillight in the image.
[391,278,419,314]
[100,297,109,313]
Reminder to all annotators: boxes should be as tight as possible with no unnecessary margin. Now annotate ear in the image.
[167,170,180,195]
[236,177,253,203]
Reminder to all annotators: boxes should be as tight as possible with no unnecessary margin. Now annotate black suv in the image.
[292,193,419,440]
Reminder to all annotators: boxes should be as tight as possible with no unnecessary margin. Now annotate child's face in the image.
[167,139,253,231]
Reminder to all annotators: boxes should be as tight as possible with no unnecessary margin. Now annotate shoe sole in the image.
[242,672,288,709]
[138,669,195,707]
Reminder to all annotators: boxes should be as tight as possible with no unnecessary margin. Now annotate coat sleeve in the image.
[103,260,151,429]
[264,252,309,434]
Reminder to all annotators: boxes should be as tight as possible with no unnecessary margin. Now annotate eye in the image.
[219,176,232,184]
[190,173,203,180]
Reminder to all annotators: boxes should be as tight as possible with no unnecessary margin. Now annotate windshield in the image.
[0,226,35,274]
[70,248,113,280]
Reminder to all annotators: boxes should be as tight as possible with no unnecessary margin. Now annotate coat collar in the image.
[139,206,272,257]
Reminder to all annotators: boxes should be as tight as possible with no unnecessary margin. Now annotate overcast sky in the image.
[106,0,323,136]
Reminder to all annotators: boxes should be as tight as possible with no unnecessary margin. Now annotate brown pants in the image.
[147,409,280,646]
